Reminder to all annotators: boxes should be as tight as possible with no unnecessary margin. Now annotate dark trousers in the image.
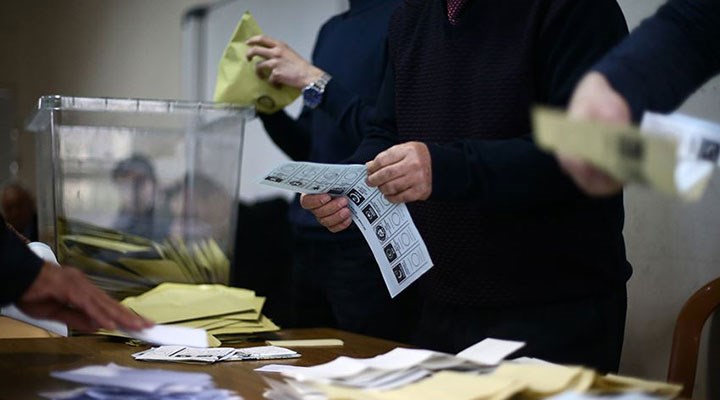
[413,287,627,373]
[290,235,420,343]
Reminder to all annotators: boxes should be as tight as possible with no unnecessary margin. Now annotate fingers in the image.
[557,155,623,196]
[246,45,278,61]
[63,268,153,331]
[366,142,432,203]
[245,34,279,48]
[19,264,153,332]
[300,194,353,233]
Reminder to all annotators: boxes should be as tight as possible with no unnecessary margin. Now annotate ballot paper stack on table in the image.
[41,363,241,400]
[533,107,720,201]
[256,338,682,400]
[124,283,280,343]
[97,282,279,346]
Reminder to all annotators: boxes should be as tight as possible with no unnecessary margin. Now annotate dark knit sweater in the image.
[594,0,720,121]
[351,0,633,307]
[1,216,43,305]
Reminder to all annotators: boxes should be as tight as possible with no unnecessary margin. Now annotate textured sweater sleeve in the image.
[0,218,43,306]
[426,0,629,211]
[594,0,720,121]
[346,59,399,163]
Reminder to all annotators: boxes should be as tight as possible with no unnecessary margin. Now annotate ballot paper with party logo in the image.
[259,161,433,298]
[532,107,720,201]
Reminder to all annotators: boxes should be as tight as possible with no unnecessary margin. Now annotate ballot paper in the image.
[532,107,716,201]
[260,162,433,297]
[132,345,300,363]
[41,363,241,399]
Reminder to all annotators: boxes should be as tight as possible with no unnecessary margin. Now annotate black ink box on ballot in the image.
[27,96,254,299]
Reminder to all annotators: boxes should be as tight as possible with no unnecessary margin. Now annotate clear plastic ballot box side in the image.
[27,95,254,299]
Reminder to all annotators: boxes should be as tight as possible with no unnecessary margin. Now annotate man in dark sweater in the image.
[1,217,151,331]
[245,0,418,342]
[557,0,720,196]
[302,0,632,372]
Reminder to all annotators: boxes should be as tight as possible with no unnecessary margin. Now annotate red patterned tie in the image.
[447,0,468,25]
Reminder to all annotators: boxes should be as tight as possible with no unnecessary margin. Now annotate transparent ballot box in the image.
[27,96,254,299]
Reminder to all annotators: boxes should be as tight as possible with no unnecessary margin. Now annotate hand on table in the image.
[17,262,154,332]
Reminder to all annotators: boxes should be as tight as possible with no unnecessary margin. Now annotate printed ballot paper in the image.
[533,107,720,201]
[132,345,300,363]
[260,162,433,297]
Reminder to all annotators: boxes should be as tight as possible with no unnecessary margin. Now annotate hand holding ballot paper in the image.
[260,162,433,298]
[533,107,720,201]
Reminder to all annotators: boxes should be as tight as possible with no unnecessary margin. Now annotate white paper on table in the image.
[124,324,208,348]
[360,347,464,371]
[456,338,525,366]
[50,363,213,394]
[259,161,433,297]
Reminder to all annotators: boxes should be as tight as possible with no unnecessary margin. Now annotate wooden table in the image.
[0,328,403,399]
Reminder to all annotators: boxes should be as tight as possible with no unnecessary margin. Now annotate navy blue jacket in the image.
[259,0,400,238]
[595,0,720,121]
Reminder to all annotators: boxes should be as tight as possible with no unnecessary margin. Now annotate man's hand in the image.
[366,142,432,203]
[16,262,153,332]
[559,72,631,196]
[246,35,326,89]
[300,194,352,233]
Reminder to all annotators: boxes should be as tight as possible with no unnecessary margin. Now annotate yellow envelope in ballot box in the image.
[213,11,299,114]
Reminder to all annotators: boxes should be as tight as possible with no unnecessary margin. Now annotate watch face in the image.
[303,87,322,108]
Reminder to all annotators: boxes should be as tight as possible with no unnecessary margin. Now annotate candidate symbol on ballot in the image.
[384,243,397,262]
[363,205,378,223]
[347,189,365,206]
[392,264,406,283]
[375,225,387,242]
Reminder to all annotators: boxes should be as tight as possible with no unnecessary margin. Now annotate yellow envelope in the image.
[213,11,300,114]
[492,363,592,398]
[121,283,257,324]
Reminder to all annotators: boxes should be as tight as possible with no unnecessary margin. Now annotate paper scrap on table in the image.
[133,345,299,363]
[124,324,209,348]
[532,107,718,201]
[456,338,525,366]
[259,161,433,298]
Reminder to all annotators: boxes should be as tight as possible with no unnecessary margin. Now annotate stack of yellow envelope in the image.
[121,283,279,344]
[57,218,230,299]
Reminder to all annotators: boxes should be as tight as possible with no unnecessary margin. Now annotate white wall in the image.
[616,2,720,398]
[0,0,208,187]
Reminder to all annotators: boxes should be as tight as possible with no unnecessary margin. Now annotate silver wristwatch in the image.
[302,73,332,109]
